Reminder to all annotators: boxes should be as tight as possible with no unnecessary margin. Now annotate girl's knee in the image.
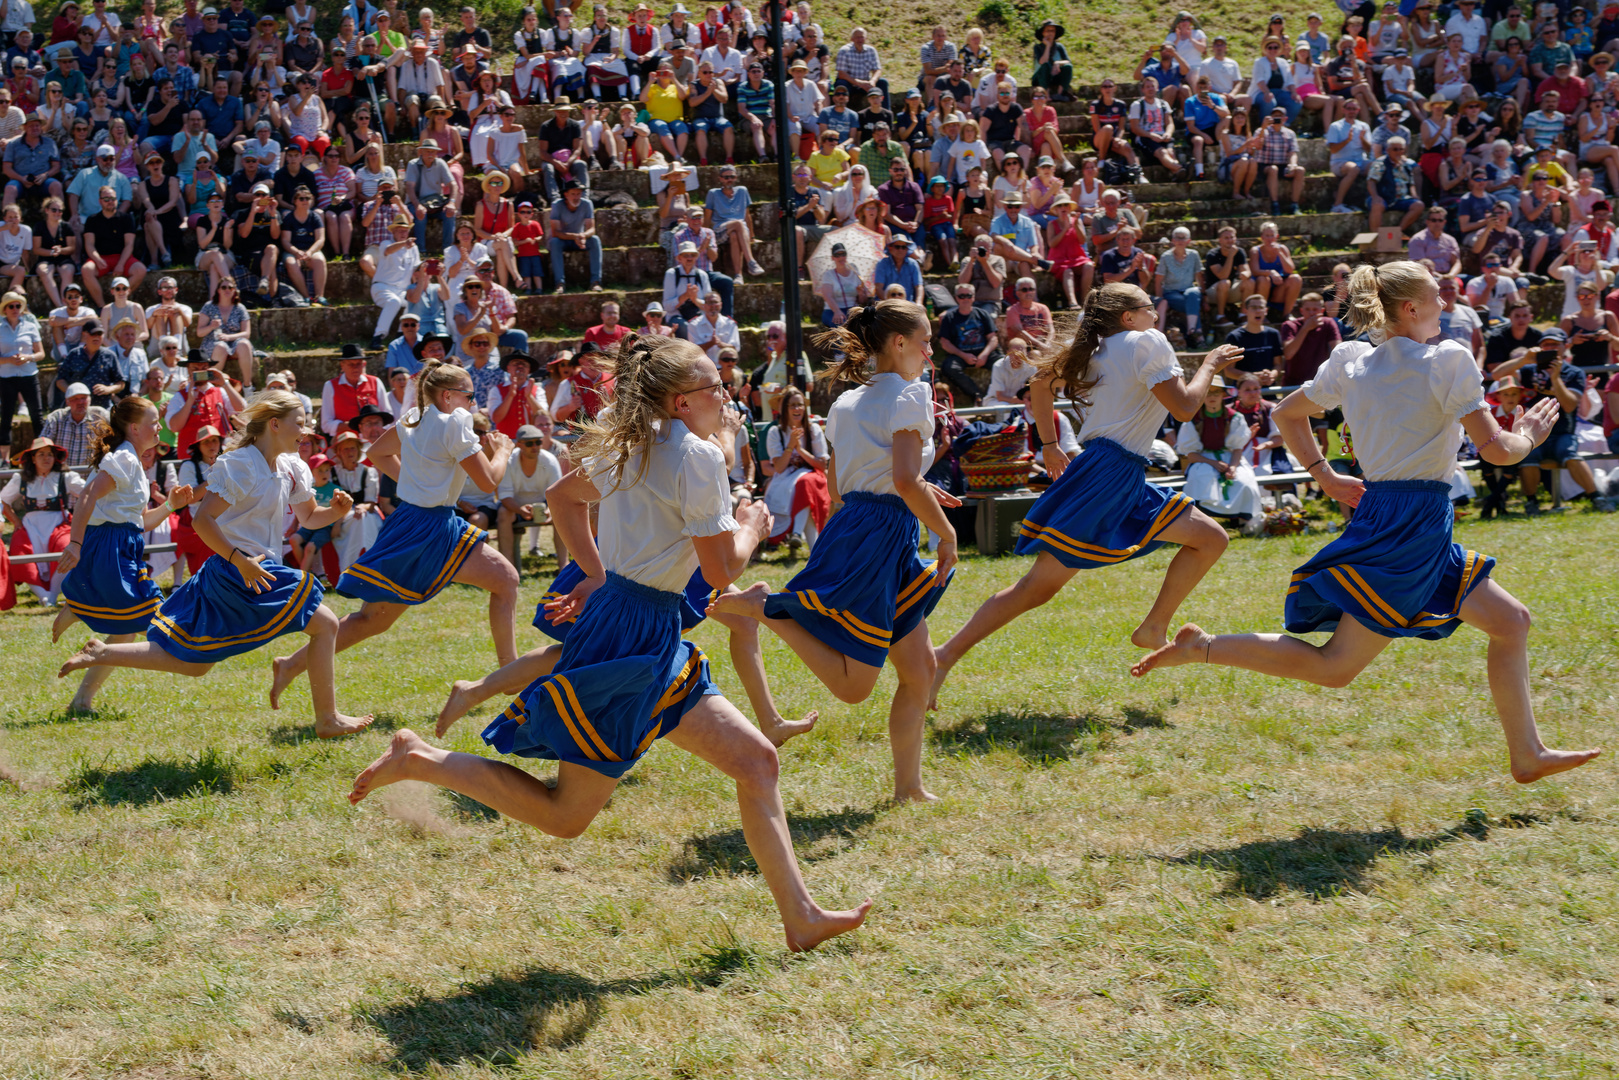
[306,604,338,635]
[734,738,781,791]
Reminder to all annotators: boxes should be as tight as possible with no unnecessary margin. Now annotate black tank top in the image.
[144,174,176,219]
[1568,315,1610,367]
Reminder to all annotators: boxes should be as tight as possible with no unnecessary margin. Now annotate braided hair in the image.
[1035,282,1145,405]
[570,332,709,493]
[811,299,930,386]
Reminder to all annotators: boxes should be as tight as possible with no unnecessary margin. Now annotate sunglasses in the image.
[521,439,543,447]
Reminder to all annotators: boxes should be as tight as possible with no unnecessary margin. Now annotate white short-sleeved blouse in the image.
[210,447,315,559]
[86,442,150,527]
[1075,329,1182,459]
[397,405,481,507]
[824,372,935,497]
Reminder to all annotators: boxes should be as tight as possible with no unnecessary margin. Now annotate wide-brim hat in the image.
[413,333,453,358]
[481,170,510,192]
[425,95,451,114]
[11,436,66,467]
[330,429,362,449]
[192,425,224,443]
[460,329,497,352]
[499,351,535,372]
[346,403,394,430]
[1036,18,1065,39]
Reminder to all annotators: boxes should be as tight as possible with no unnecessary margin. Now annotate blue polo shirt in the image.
[3,134,58,178]
[873,253,922,302]
[989,209,1039,252]
[197,94,243,141]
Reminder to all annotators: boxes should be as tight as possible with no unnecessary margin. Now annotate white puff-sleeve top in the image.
[397,405,481,508]
[824,371,935,497]
[209,447,315,560]
[1078,329,1182,459]
[1,469,86,513]
[1304,337,1487,483]
[589,418,740,594]
[85,442,150,527]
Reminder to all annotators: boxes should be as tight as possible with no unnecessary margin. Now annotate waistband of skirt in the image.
[1363,480,1453,496]
[396,500,456,517]
[604,570,685,610]
[842,491,910,510]
[1077,437,1148,467]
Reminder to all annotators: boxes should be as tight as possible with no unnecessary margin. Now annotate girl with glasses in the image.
[269,360,521,709]
[60,391,374,737]
[378,334,866,954]
[1134,260,1600,786]
[934,283,1241,706]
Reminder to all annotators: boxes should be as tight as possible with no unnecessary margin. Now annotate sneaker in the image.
[1594,496,1617,512]
[1331,203,1353,214]
[787,532,804,555]
[1524,498,1542,517]
[369,334,384,350]
[551,285,565,295]
[589,283,603,292]
[1287,202,1301,215]
[1271,200,1282,215]
[745,259,765,276]
[313,295,330,307]
[1184,331,1201,350]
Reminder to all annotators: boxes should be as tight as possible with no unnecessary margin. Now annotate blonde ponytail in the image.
[1345,260,1434,345]
[569,332,708,493]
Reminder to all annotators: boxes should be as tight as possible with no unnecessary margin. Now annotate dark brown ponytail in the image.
[87,396,158,470]
[811,299,930,385]
[1035,282,1148,404]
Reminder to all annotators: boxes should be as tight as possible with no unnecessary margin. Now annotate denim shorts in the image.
[927,222,957,242]
[692,115,733,132]
[1520,430,1578,466]
[648,118,690,137]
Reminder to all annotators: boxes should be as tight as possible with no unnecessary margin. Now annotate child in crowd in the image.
[923,175,959,269]
[1175,375,1266,533]
[287,453,339,582]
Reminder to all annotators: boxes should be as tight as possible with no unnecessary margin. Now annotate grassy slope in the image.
[1,512,1616,1078]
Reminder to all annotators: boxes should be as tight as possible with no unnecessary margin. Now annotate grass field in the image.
[2,510,1616,1079]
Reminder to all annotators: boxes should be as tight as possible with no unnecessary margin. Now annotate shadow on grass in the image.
[2,704,132,731]
[364,951,757,1069]
[931,703,1171,763]
[447,789,501,822]
[1158,812,1542,900]
[668,803,882,882]
[63,747,240,808]
[266,712,407,747]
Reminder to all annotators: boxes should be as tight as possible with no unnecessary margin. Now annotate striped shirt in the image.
[736,78,774,117]
[918,41,956,73]
[313,165,356,209]
[1522,109,1567,150]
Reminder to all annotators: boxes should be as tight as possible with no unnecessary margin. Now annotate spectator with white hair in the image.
[148,335,186,391]
[687,290,738,360]
[1154,227,1204,348]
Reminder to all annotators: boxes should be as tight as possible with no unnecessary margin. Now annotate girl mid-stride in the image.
[1133,262,1600,784]
[349,335,870,952]
[59,390,373,737]
[930,282,1241,709]
[53,397,194,714]
[711,300,960,804]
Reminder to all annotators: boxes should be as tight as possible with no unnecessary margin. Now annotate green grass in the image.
[2,511,1617,1078]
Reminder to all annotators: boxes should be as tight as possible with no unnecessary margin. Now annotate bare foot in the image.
[316,713,376,739]
[65,700,98,717]
[436,679,482,737]
[1130,617,1170,650]
[927,651,953,712]
[1511,747,1601,784]
[708,581,770,621]
[760,709,817,747]
[268,655,299,711]
[893,786,940,804]
[57,638,108,678]
[784,898,874,953]
[349,728,437,804]
[1130,623,1214,678]
[51,605,78,644]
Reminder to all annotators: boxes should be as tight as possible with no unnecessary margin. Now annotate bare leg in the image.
[709,598,816,746]
[885,620,939,802]
[1130,508,1230,650]
[710,582,882,704]
[51,604,79,643]
[662,695,872,951]
[453,542,520,667]
[66,631,136,714]
[59,638,213,678]
[300,604,374,738]
[931,551,1077,710]
[1130,615,1391,682]
[1457,578,1600,782]
[437,642,563,737]
[350,728,619,839]
[272,599,406,703]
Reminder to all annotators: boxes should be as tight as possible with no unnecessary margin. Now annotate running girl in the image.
[349,334,869,952]
[266,360,521,706]
[930,282,1241,707]
[58,390,373,738]
[53,397,192,714]
[711,300,958,804]
[1132,261,1600,784]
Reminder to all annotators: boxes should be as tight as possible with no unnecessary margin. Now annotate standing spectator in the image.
[40,382,109,467]
[321,342,385,436]
[547,180,600,293]
[367,211,419,348]
[0,288,45,463]
[833,25,885,111]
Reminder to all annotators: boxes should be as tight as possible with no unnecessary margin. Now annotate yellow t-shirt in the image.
[807,147,850,187]
[646,83,685,123]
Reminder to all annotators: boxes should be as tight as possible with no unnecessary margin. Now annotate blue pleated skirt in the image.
[148,555,324,661]
[59,523,162,634]
[533,560,715,641]
[336,501,486,605]
[761,491,950,668]
[483,572,720,779]
[1015,438,1195,569]
[1285,480,1494,640]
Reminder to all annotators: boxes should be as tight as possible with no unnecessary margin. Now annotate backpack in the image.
[1101,158,1142,185]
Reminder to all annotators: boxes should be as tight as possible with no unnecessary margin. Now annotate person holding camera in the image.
[165,347,245,458]
[1491,327,1603,511]
[358,175,407,278]
[404,140,455,254]
[369,211,421,349]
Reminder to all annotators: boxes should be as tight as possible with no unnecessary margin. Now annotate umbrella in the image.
[806,223,886,293]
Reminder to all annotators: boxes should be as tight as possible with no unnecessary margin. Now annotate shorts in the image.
[1521,220,1564,242]
[1520,429,1578,466]
[927,222,957,243]
[90,254,141,277]
[986,139,1022,155]
[295,524,334,546]
[1376,195,1420,212]
[648,118,690,137]
[518,253,545,278]
[1133,136,1172,157]
[691,115,732,132]
[1217,153,1249,182]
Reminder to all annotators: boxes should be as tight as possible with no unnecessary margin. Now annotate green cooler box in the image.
[973,491,1042,556]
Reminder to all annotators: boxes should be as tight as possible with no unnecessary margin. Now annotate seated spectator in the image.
[495,422,563,565]
[971,54,1015,115]
[1408,206,1462,274]
[1465,256,1525,320]
[759,386,827,548]
[671,204,734,314]
[1326,98,1371,214]
[40,381,109,467]
[1519,167,1569,272]
[1043,195,1089,310]
[934,282,997,404]
[988,190,1045,280]
[229,180,281,298]
[687,290,738,360]
[984,335,1035,420]
[1203,224,1251,325]
[196,278,255,383]
[1087,77,1132,166]
[582,299,628,353]
[1176,376,1265,532]
[1548,241,1615,317]
[1225,293,1284,385]
[1496,330,1602,509]
[56,319,118,407]
[981,79,1028,172]
[1250,220,1301,320]
[487,352,548,441]
[1432,273,1484,355]
[833,25,886,111]
[3,113,62,209]
[873,234,921,302]
[1279,292,1342,385]
[79,184,142,307]
[664,240,713,332]
[403,139,455,254]
[957,231,1004,315]
[1154,227,1204,347]
[1367,135,1425,233]
[706,164,764,279]
[786,163,830,277]
[1482,299,1543,375]
[547,180,602,294]
[1030,19,1071,102]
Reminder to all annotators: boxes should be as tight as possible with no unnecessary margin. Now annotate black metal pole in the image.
[767,0,801,365]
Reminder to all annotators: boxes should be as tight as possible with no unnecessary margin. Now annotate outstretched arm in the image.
[1151,343,1245,420]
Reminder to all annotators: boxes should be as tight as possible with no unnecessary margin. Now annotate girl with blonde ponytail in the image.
[265,358,521,708]
[1134,260,1600,784]
[712,299,959,804]
[350,334,871,953]
[54,395,194,714]
[59,390,374,738]
[932,281,1243,707]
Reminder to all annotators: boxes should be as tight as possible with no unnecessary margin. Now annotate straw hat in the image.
[10,436,66,468]
[481,170,510,192]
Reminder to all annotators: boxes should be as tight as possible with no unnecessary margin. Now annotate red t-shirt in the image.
[923,195,956,227]
[321,65,356,96]
[513,219,544,256]
[583,323,629,351]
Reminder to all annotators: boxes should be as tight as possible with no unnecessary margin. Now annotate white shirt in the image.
[1433,301,1483,349]
[1463,274,1518,319]
[987,353,1036,419]
[764,420,827,467]
[86,442,149,526]
[701,44,746,83]
[1557,263,1614,316]
[1304,338,1486,482]
[1,469,85,514]
[1176,410,1250,457]
[384,387,413,421]
[485,379,549,418]
[372,240,422,291]
[1164,29,1207,69]
[586,417,739,593]
[210,447,315,559]
[1249,54,1293,92]
[0,223,31,264]
[687,312,739,360]
[1076,329,1181,458]
[824,371,934,497]
[784,78,824,123]
[1198,55,1243,95]
[1444,11,1487,54]
[397,405,480,507]
[174,457,214,491]
[496,447,562,505]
